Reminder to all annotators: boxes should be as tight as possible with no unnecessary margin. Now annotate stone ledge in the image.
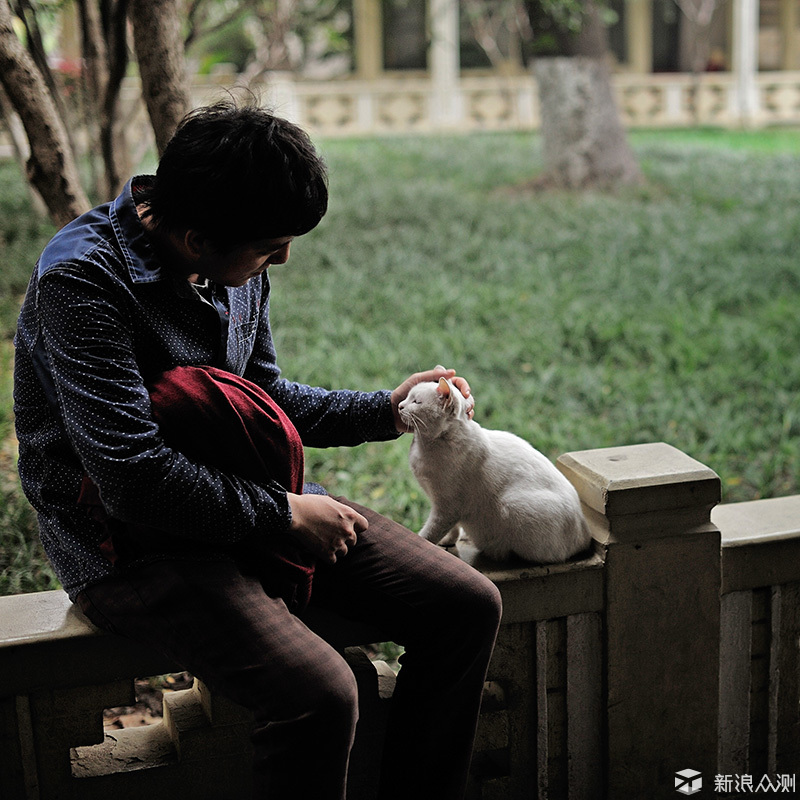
[0,590,98,648]
[455,538,605,625]
[0,537,608,672]
[0,591,179,695]
[714,496,800,593]
[714,495,800,546]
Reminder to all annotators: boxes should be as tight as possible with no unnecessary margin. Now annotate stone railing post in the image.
[557,442,721,799]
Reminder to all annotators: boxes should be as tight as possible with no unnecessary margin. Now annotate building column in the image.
[731,0,759,123]
[780,0,798,70]
[428,0,461,125]
[627,0,653,73]
[354,0,383,80]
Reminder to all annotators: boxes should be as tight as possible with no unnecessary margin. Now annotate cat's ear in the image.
[437,377,454,407]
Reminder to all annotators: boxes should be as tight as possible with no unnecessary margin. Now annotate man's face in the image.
[195,236,294,287]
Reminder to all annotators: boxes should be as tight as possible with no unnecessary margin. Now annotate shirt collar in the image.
[110,175,164,284]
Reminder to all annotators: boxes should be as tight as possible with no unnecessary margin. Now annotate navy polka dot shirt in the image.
[13,177,399,601]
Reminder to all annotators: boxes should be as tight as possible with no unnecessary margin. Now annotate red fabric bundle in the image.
[80,365,315,610]
[148,365,305,495]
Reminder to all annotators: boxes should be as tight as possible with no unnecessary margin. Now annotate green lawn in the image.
[0,165,59,594]
[2,127,799,594]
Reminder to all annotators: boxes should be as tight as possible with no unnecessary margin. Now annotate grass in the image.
[630,126,800,154]
[1,126,799,594]
[1,337,60,594]
[0,166,58,595]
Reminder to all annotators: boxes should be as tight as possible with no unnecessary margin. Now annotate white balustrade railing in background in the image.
[188,70,800,137]
[2,70,798,163]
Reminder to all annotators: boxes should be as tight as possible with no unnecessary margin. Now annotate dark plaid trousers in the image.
[77,499,502,800]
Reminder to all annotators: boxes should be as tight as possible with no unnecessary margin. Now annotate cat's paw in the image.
[418,527,439,542]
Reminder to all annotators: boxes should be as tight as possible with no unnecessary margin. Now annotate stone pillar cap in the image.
[557,442,720,518]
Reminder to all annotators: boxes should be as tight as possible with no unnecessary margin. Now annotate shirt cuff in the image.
[358,389,402,442]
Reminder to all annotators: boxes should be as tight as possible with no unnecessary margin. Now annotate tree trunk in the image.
[76,0,108,197]
[80,0,131,199]
[0,82,46,214]
[14,0,79,158]
[130,0,191,155]
[532,0,640,190]
[534,56,640,190]
[0,0,90,226]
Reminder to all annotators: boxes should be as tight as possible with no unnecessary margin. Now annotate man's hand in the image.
[391,365,473,433]
[287,493,368,564]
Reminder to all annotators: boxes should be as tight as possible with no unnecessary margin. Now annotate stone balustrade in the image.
[185,71,800,136]
[4,71,800,164]
[1,442,799,799]
[714,496,800,779]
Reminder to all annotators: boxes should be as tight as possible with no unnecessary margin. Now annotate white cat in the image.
[398,378,592,563]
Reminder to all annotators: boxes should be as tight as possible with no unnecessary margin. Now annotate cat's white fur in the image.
[398,378,592,563]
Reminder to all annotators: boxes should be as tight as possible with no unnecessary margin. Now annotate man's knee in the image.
[448,567,502,628]
[318,659,360,730]
[476,575,503,629]
[440,571,502,659]
[463,574,502,648]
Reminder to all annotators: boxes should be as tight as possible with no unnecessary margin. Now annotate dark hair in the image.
[145,100,328,248]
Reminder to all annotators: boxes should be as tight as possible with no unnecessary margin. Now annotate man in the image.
[14,101,501,799]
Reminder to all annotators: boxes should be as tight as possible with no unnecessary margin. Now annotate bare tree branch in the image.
[0,0,90,225]
[130,0,191,154]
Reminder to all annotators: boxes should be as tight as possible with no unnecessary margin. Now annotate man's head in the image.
[145,100,328,251]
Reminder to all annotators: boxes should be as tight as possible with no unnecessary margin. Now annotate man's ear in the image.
[183,229,208,261]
